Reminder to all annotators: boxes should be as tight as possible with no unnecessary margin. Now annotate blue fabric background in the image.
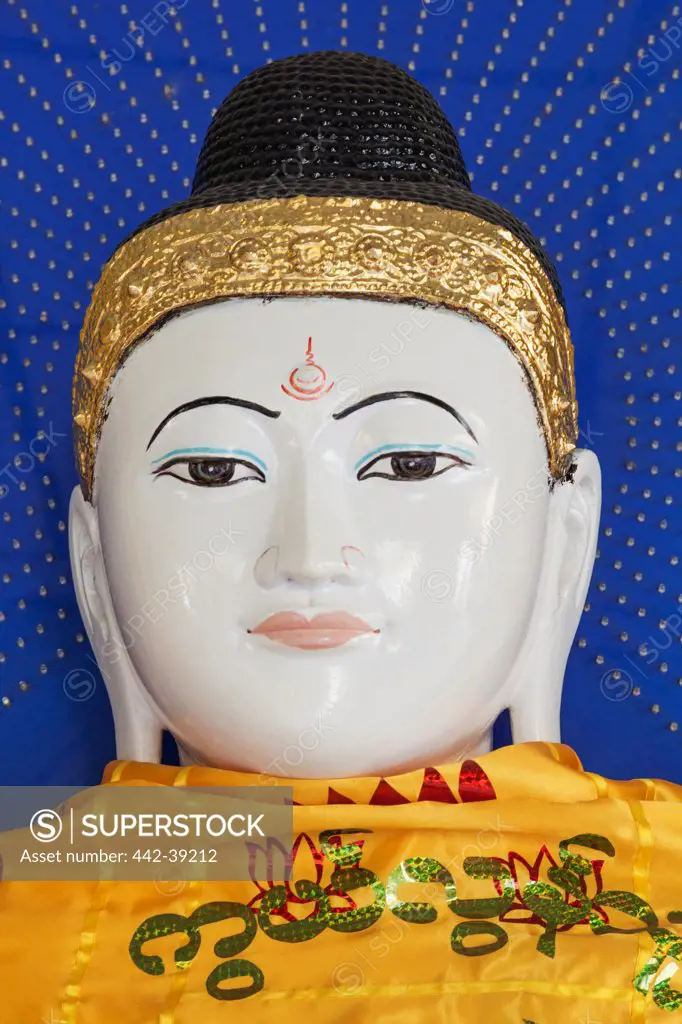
[0,0,680,785]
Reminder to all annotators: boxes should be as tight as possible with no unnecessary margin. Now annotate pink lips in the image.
[249,611,379,650]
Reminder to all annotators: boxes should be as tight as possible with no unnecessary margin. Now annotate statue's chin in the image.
[174,729,495,779]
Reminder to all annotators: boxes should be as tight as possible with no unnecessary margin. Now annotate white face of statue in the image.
[73,297,600,777]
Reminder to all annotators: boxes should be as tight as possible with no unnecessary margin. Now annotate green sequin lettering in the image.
[320,829,385,933]
[592,890,658,936]
[558,834,615,876]
[386,857,456,923]
[523,879,592,959]
[257,880,329,942]
[451,920,508,957]
[205,903,264,1001]
[129,912,202,975]
[634,926,682,1012]
[523,835,613,958]
[453,857,515,919]
[129,902,263,1003]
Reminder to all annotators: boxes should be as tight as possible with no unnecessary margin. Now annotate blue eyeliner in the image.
[151,447,268,472]
[354,443,475,472]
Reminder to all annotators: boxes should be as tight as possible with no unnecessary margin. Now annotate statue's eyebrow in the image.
[332,390,477,443]
[147,396,281,450]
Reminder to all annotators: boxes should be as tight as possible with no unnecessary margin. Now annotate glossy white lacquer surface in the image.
[70,297,600,777]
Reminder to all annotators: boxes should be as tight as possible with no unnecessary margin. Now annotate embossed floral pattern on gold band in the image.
[74,195,578,498]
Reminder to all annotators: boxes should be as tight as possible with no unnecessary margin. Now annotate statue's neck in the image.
[175,728,494,780]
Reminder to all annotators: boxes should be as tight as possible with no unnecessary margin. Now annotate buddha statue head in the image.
[69,52,601,779]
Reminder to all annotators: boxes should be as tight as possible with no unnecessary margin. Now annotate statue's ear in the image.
[509,449,601,743]
[68,485,163,763]
[69,485,109,648]
[552,448,602,622]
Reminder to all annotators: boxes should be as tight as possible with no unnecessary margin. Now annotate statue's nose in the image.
[253,469,366,590]
[254,543,366,589]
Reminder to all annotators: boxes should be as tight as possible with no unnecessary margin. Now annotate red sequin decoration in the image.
[458,759,497,802]
[327,787,355,804]
[418,767,458,803]
[369,779,411,805]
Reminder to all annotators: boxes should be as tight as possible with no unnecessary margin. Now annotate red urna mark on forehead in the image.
[281,337,334,401]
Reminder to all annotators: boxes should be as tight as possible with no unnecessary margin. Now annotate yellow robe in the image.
[2,742,682,1022]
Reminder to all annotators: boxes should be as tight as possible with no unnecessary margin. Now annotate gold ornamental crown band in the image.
[74,195,577,499]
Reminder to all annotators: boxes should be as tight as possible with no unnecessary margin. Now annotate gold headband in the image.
[74,195,577,498]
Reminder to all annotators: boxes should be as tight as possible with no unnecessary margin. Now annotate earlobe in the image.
[68,485,164,763]
[68,485,109,645]
[508,448,602,745]
[559,449,602,617]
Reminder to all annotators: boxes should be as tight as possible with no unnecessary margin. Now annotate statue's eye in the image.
[153,457,265,488]
[357,450,469,482]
